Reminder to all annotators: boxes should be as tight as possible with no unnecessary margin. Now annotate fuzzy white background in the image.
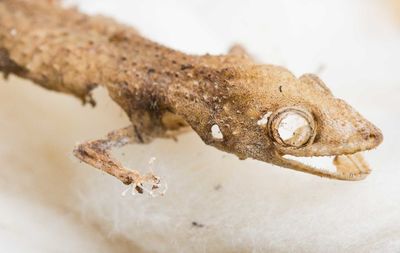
[1,0,400,252]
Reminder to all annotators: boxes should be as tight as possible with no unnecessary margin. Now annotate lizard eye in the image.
[268,107,316,147]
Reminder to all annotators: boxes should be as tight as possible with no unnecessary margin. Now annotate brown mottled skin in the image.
[0,0,383,194]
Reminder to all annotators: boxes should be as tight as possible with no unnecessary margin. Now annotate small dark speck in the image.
[147,68,155,74]
[214,184,222,191]
[121,152,125,156]
[135,185,144,194]
[180,64,193,70]
[192,221,204,228]
[279,86,283,93]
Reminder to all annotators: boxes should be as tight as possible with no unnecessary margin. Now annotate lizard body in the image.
[0,0,383,194]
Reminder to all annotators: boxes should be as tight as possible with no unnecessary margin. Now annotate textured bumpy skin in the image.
[0,0,383,192]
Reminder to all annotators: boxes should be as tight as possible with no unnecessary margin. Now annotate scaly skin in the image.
[0,0,383,194]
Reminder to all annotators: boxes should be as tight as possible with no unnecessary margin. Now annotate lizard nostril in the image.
[369,131,383,144]
[362,130,383,146]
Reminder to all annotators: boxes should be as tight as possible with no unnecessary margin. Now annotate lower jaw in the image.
[282,152,371,180]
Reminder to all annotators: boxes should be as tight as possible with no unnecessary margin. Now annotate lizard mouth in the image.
[278,152,371,180]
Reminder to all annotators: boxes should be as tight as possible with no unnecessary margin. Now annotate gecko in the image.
[0,0,383,195]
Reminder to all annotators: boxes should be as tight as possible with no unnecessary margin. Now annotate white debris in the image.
[257,112,272,126]
[211,124,223,139]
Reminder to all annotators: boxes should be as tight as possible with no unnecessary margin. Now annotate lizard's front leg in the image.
[73,126,161,194]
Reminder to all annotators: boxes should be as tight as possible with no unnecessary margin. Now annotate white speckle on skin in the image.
[10,28,17,36]
[257,112,272,126]
[211,124,223,139]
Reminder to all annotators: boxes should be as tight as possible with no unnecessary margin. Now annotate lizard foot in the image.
[121,172,167,197]
[120,158,168,196]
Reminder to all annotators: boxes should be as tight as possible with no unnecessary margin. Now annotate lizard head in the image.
[201,65,383,180]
